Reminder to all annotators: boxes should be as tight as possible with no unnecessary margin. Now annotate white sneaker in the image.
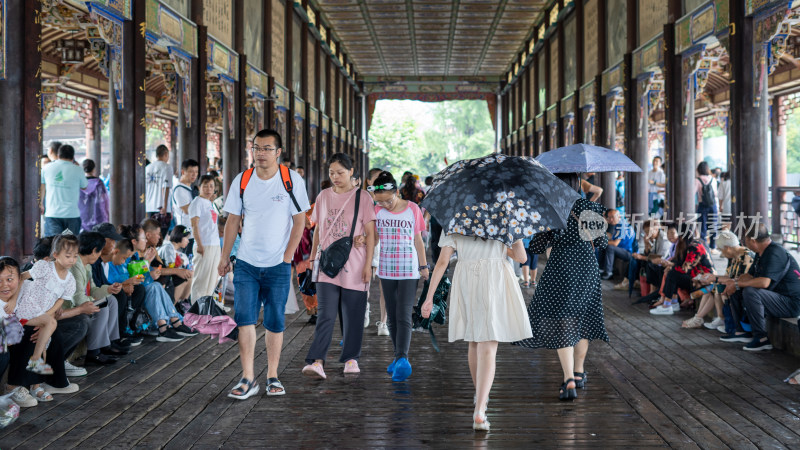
[704,317,724,330]
[41,382,79,394]
[8,387,37,408]
[650,305,674,315]
[717,325,727,333]
[613,279,629,291]
[364,303,370,329]
[671,302,681,312]
[64,360,87,377]
[376,321,390,336]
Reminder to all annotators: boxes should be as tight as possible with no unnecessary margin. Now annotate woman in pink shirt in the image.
[302,153,376,379]
[372,172,429,382]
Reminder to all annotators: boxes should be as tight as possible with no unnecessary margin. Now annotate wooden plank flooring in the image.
[2,276,800,448]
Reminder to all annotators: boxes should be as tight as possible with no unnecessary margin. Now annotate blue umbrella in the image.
[535,143,643,173]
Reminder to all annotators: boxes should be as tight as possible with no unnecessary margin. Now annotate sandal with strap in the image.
[574,372,587,389]
[473,410,490,431]
[266,377,286,396]
[30,386,53,402]
[559,378,578,401]
[227,378,260,400]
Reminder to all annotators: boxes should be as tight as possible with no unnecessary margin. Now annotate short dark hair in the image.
[198,174,216,187]
[425,176,434,186]
[58,144,75,160]
[253,128,283,149]
[745,223,771,243]
[372,171,397,193]
[556,172,581,194]
[697,161,710,175]
[169,225,190,243]
[51,233,79,256]
[78,231,106,256]
[156,144,169,158]
[329,153,353,171]
[652,156,662,163]
[140,219,161,234]
[181,159,200,172]
[297,166,305,171]
[49,141,62,153]
[33,236,54,260]
[82,158,96,174]
[0,256,21,276]
[115,239,134,253]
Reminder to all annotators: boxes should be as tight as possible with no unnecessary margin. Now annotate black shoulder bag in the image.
[319,190,361,278]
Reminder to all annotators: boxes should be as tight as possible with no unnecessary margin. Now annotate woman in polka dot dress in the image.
[514,172,610,401]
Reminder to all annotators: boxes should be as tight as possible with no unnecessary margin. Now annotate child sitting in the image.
[158,225,191,305]
[16,233,80,374]
[107,239,194,342]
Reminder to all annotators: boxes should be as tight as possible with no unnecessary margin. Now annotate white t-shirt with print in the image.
[189,197,220,248]
[223,169,310,268]
[145,160,173,212]
[172,181,194,236]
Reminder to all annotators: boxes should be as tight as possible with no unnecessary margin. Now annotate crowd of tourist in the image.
[2,133,799,434]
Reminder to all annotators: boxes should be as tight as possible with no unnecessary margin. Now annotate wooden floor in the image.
[2,276,800,449]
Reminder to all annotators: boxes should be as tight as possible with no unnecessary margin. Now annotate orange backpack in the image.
[239,164,301,213]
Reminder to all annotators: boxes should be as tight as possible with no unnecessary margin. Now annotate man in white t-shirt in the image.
[172,158,200,252]
[648,156,666,218]
[145,145,173,216]
[219,129,310,400]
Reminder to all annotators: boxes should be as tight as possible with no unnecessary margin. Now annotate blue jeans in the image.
[144,283,181,323]
[696,204,719,249]
[44,217,81,237]
[233,259,292,332]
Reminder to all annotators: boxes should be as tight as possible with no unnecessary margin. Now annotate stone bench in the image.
[768,316,800,357]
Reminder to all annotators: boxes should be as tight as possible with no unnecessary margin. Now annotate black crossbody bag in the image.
[319,190,361,278]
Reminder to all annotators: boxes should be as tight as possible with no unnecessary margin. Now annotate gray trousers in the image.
[380,278,419,360]
[87,296,120,351]
[305,282,368,365]
[729,287,800,339]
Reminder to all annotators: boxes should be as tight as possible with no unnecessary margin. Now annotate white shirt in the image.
[172,181,194,235]
[145,160,173,212]
[189,196,220,248]
[223,168,310,267]
[648,169,665,196]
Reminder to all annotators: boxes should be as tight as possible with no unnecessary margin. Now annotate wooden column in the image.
[597,0,616,209]
[0,0,41,258]
[227,1,245,194]
[771,95,787,236]
[189,0,208,174]
[110,0,147,225]
[729,3,769,225]
[284,0,294,157]
[625,0,647,218]
[88,99,102,167]
[176,79,186,166]
[664,23,695,222]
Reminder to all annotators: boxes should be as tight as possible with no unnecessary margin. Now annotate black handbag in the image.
[319,190,361,278]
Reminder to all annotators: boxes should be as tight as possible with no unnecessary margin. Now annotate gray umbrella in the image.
[421,154,581,246]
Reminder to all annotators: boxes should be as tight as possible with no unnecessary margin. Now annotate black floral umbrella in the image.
[421,153,581,246]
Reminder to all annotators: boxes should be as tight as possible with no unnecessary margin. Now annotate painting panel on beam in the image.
[606,0,627,67]
[583,0,599,83]
[564,14,577,95]
[271,0,285,86]
[538,54,546,113]
[549,37,560,106]
[243,0,263,70]
[306,33,316,106]
[638,0,668,45]
[204,0,234,48]
[292,15,301,94]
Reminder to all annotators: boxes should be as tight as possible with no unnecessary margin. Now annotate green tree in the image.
[368,100,495,178]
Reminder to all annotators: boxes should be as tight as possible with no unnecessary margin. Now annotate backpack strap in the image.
[279,164,302,213]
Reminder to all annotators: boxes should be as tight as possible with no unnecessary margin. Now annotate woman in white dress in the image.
[422,234,532,431]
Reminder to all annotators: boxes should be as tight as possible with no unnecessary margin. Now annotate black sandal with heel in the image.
[559,378,578,401]
[573,372,587,389]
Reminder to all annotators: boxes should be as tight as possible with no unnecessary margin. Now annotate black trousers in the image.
[645,262,665,288]
[729,287,800,338]
[430,217,443,265]
[8,324,71,388]
[114,284,147,336]
[662,269,692,299]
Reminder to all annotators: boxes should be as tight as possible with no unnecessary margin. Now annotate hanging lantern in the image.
[56,38,87,65]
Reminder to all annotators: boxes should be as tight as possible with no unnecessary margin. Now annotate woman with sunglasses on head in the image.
[301,153,377,379]
[371,172,429,382]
